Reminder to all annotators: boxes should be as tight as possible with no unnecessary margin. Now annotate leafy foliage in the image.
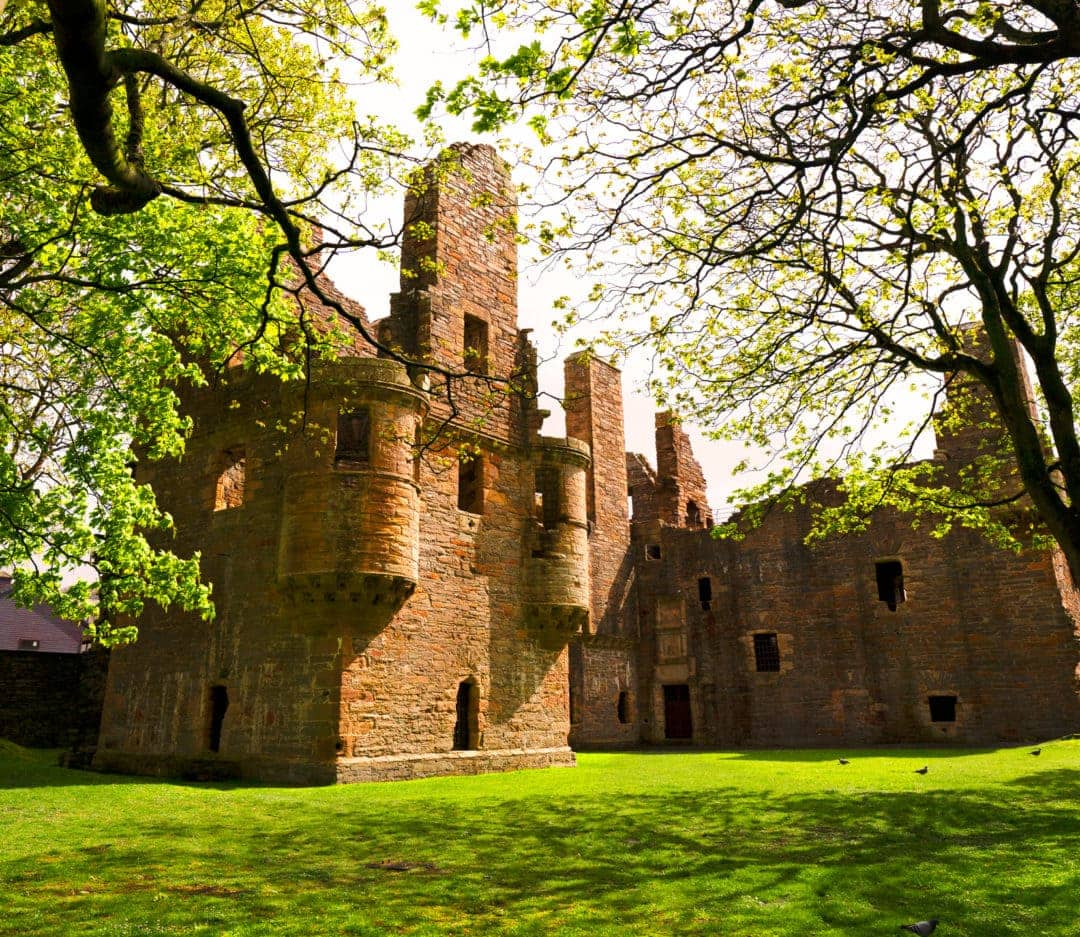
[427,1,1080,577]
[0,0,414,640]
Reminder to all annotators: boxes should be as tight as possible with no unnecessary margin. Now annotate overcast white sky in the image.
[326,6,773,516]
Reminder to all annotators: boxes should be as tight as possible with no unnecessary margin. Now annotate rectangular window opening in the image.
[698,576,713,611]
[534,466,561,529]
[336,408,371,465]
[463,315,489,374]
[928,695,957,723]
[17,638,40,651]
[458,454,484,514]
[753,632,781,672]
[875,559,905,611]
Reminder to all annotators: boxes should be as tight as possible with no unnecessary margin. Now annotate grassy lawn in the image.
[1,740,1078,936]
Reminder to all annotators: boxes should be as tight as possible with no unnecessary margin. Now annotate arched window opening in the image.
[214,450,246,511]
[452,679,479,750]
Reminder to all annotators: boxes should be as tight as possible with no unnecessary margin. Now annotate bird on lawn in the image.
[915,766,929,775]
[900,920,938,935]
[1030,748,1041,756]
[838,758,850,765]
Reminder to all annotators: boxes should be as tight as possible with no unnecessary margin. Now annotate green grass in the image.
[2,742,1078,935]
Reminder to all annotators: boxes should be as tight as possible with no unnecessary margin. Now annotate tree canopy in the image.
[0,0,419,640]
[426,0,1080,581]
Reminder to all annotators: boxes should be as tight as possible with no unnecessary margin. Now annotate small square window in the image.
[645,543,661,560]
[928,695,957,722]
[753,633,780,672]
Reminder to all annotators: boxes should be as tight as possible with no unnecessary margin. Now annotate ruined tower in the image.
[94,144,612,783]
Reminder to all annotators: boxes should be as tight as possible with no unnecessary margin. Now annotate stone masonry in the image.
[91,144,1080,783]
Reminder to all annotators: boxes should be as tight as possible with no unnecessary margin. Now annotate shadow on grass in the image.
[3,760,1079,935]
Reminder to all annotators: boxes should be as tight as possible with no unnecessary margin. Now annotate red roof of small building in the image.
[0,576,86,654]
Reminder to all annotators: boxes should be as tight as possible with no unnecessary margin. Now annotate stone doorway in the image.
[663,684,693,740]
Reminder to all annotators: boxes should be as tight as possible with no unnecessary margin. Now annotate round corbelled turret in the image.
[523,436,591,638]
[278,358,428,625]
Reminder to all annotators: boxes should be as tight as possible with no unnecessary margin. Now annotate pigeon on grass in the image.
[1030,748,1041,756]
[900,920,938,935]
[914,766,929,775]
[838,758,850,765]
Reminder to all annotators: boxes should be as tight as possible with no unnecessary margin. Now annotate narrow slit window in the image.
[208,685,229,752]
[646,543,661,560]
[463,315,489,374]
[875,560,906,611]
[214,449,246,511]
[458,455,483,514]
[698,576,713,611]
[336,408,371,465]
[928,695,957,723]
[753,633,781,672]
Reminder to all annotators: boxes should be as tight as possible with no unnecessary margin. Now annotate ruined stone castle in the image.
[93,144,1080,784]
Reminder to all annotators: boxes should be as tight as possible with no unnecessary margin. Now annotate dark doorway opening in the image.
[452,679,479,750]
[208,685,229,753]
[617,691,630,725]
[663,684,693,740]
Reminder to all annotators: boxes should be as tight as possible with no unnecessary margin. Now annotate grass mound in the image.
[1,742,1078,935]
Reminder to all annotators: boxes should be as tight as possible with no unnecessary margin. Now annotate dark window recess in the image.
[458,455,483,513]
[336,408,371,464]
[698,576,713,611]
[452,680,479,750]
[685,500,702,527]
[663,684,693,739]
[646,543,662,560]
[753,633,781,672]
[208,685,229,752]
[413,424,422,483]
[535,466,561,529]
[875,559,906,611]
[617,691,630,725]
[214,449,246,511]
[928,695,957,722]
[463,315,489,373]
[17,638,40,651]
